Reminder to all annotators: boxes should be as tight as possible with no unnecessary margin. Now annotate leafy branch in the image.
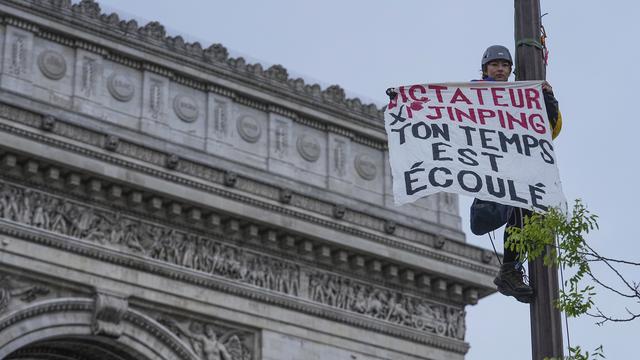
[505,199,639,359]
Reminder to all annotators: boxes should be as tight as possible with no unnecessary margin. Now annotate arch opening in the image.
[6,335,145,360]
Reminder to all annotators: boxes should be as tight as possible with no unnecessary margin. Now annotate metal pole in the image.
[514,1,564,359]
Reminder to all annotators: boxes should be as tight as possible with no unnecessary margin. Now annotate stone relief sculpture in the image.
[150,80,163,118]
[10,36,27,76]
[0,274,49,314]
[236,116,262,143]
[333,140,347,177]
[0,181,465,339]
[354,154,377,181]
[92,291,128,338]
[37,50,67,80]
[107,73,135,102]
[213,101,228,137]
[297,134,321,162]
[307,272,464,339]
[174,95,199,123]
[81,57,97,97]
[158,317,252,360]
[273,121,288,157]
[0,182,300,295]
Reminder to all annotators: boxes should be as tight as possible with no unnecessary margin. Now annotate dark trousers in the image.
[503,208,532,264]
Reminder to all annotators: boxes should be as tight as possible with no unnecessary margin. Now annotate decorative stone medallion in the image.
[355,153,377,181]
[37,50,66,80]
[173,95,199,123]
[107,73,135,102]
[296,134,321,162]
[236,115,262,143]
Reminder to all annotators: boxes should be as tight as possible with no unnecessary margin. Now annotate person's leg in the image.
[495,208,533,302]
[502,207,524,263]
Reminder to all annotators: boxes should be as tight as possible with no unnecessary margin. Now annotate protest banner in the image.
[384,81,566,213]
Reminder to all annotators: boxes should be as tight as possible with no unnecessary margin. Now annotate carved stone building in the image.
[0,1,500,359]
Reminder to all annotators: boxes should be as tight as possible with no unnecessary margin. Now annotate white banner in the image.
[384,81,566,213]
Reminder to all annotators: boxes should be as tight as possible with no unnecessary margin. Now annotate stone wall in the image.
[0,1,500,359]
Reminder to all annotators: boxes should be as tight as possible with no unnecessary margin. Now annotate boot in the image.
[493,262,534,303]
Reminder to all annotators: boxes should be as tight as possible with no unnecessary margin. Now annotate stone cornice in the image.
[0,139,494,297]
[0,0,387,145]
[0,101,499,285]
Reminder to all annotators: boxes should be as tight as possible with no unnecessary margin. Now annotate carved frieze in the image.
[37,50,67,80]
[173,95,199,123]
[107,73,135,102]
[0,180,467,340]
[0,181,300,297]
[236,116,261,143]
[307,271,465,339]
[0,105,494,272]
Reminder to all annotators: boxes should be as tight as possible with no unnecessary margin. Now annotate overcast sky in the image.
[92,1,639,358]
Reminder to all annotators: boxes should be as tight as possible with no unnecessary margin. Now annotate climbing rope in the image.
[488,231,502,266]
[516,12,550,66]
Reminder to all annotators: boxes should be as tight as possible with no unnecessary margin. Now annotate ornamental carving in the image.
[273,120,288,157]
[150,80,163,118]
[204,44,229,62]
[265,64,288,82]
[157,315,254,360]
[139,21,166,40]
[37,50,67,80]
[236,116,261,143]
[41,115,56,132]
[307,272,465,339]
[0,181,466,339]
[92,291,128,338]
[296,134,321,162]
[71,0,101,17]
[0,182,300,298]
[323,85,346,103]
[355,154,377,181]
[333,140,347,177]
[107,73,135,102]
[0,274,50,314]
[80,56,97,97]
[173,95,199,123]
[213,100,229,137]
[9,36,27,76]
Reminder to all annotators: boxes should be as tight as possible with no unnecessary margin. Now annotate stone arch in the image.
[0,297,198,360]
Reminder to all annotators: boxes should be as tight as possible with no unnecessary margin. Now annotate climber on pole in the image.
[473,44,562,303]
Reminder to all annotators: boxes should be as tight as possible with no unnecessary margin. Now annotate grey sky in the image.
[93,0,639,358]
